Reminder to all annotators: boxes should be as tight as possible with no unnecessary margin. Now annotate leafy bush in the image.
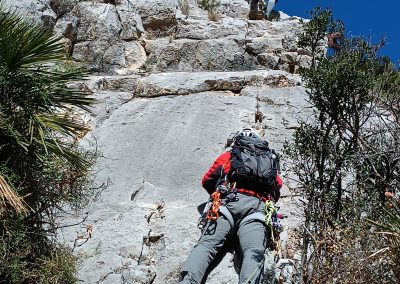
[0,7,97,283]
[284,7,400,283]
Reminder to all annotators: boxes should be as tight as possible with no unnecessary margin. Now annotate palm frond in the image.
[33,114,90,138]
[0,9,63,70]
[49,89,95,113]
[34,138,92,171]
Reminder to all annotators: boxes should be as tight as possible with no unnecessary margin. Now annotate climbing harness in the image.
[198,181,239,229]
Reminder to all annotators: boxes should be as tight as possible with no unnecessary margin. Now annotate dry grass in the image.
[0,175,26,215]
[207,9,220,22]
[179,0,190,16]
[198,0,221,21]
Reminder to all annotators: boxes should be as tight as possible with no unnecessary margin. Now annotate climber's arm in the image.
[201,152,231,195]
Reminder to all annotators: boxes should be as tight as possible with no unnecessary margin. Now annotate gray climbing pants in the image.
[179,193,268,284]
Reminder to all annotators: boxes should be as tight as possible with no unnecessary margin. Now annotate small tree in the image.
[285,7,400,283]
[0,7,97,283]
[298,7,344,68]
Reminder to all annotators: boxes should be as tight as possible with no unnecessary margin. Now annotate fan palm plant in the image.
[0,8,94,213]
[0,6,96,283]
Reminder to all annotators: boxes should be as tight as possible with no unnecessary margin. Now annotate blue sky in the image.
[276,0,399,64]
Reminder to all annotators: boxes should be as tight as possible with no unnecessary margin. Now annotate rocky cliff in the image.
[3,0,312,283]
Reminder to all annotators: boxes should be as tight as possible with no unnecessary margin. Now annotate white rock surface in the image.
[5,0,313,283]
[61,85,308,283]
[136,70,301,96]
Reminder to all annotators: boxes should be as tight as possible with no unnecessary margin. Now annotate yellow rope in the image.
[264,200,276,241]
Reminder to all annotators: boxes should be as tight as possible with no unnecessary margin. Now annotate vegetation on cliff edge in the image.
[0,6,97,283]
[285,7,400,283]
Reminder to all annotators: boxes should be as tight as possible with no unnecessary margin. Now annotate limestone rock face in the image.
[49,0,80,17]
[2,0,57,30]
[144,37,257,72]
[136,0,178,37]
[4,0,309,74]
[72,2,122,42]
[5,1,315,283]
[117,2,145,40]
[53,14,78,42]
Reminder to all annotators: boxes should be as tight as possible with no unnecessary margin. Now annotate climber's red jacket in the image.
[201,151,283,201]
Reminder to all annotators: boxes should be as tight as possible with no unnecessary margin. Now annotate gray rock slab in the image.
[60,83,307,283]
[219,0,249,18]
[82,75,142,93]
[53,13,78,43]
[72,40,112,71]
[89,91,133,128]
[103,41,147,72]
[73,40,146,72]
[62,92,256,283]
[50,0,80,17]
[136,70,302,97]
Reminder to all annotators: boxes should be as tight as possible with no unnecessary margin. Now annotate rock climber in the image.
[179,128,283,284]
[249,0,279,20]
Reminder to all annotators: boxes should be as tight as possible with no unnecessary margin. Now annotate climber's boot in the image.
[248,10,258,20]
[249,10,265,20]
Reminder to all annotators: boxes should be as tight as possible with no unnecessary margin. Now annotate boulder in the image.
[73,40,146,73]
[72,2,122,42]
[246,36,284,55]
[53,13,78,42]
[257,53,280,69]
[49,0,80,17]
[103,41,147,71]
[72,40,112,71]
[116,0,145,40]
[176,12,247,40]
[136,0,177,37]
